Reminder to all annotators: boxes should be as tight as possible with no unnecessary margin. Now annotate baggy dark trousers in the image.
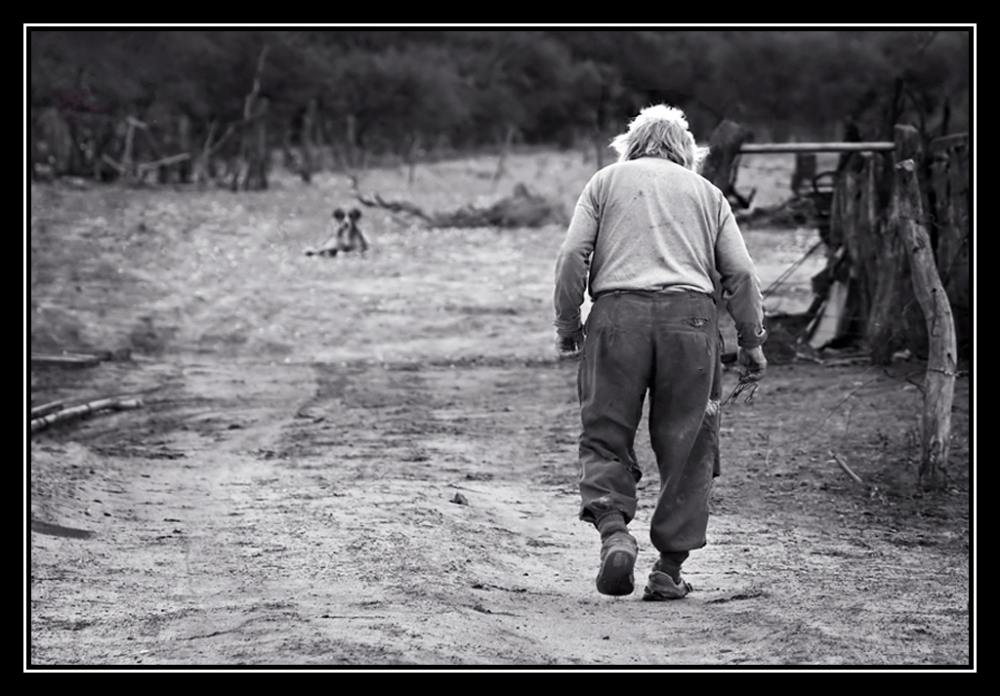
[577,290,722,555]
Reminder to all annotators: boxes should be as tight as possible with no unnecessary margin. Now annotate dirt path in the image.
[28,155,972,669]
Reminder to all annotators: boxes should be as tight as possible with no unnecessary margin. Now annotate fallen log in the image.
[30,518,94,539]
[355,183,567,229]
[356,191,433,223]
[31,352,103,368]
[30,397,143,434]
[30,400,64,418]
[741,142,895,154]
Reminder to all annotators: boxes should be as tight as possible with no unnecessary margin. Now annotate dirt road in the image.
[28,154,972,669]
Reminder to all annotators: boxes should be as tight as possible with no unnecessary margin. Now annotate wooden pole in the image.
[863,126,932,364]
[838,152,882,343]
[739,142,895,154]
[30,397,143,434]
[31,352,102,368]
[895,159,957,490]
[929,133,971,360]
[857,153,883,324]
[30,400,64,418]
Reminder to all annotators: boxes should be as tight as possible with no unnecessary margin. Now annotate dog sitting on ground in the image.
[304,207,369,257]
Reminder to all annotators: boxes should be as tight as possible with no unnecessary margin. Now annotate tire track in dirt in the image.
[30,356,970,666]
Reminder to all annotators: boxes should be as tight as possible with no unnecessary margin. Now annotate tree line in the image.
[28,29,970,184]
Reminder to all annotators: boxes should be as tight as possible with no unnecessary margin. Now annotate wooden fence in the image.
[720,126,970,366]
[723,124,968,488]
[813,127,968,364]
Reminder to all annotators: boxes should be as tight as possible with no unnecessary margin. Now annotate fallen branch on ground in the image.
[353,183,568,229]
[30,397,144,434]
[31,352,103,368]
[31,348,131,367]
[30,518,94,539]
[355,191,434,223]
[828,451,885,501]
[30,400,64,418]
[829,452,864,486]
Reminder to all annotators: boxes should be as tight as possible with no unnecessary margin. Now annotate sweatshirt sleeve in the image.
[714,196,768,348]
[553,180,600,338]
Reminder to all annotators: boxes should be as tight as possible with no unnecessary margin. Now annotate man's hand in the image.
[737,345,767,382]
[556,331,584,361]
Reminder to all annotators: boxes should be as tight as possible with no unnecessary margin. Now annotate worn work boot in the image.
[642,566,693,601]
[596,531,638,596]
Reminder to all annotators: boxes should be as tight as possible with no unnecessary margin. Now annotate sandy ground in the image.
[27,152,973,670]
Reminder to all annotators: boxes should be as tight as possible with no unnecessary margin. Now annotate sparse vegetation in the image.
[28,29,970,183]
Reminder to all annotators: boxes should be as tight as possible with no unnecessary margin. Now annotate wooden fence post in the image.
[929,134,971,360]
[838,158,867,332]
[861,126,933,363]
[895,159,957,490]
[827,152,880,349]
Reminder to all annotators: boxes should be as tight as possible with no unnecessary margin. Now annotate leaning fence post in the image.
[929,133,971,361]
[894,158,957,490]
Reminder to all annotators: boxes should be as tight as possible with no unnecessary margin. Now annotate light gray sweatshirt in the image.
[553,156,767,348]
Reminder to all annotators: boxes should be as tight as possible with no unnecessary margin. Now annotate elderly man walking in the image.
[553,105,768,599]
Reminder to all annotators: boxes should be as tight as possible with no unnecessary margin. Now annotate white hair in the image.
[610,104,709,171]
